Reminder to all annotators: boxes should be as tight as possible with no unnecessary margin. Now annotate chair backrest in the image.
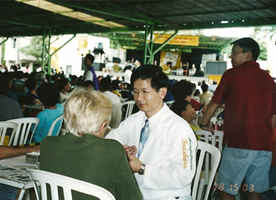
[7,117,40,146]
[27,169,116,200]
[192,141,221,200]
[195,129,224,152]
[164,100,174,108]
[47,115,64,137]
[0,122,18,146]
[194,129,213,144]
[109,103,123,128]
[123,100,136,119]
[213,130,224,152]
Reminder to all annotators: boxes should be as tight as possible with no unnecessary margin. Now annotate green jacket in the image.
[40,133,142,200]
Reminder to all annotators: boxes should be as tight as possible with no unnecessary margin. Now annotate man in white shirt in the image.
[106,65,197,200]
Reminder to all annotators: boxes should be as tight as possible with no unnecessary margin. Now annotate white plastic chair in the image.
[123,100,136,119]
[7,117,40,146]
[0,122,18,146]
[27,169,116,200]
[195,129,224,200]
[164,100,174,108]
[213,130,224,152]
[192,141,221,200]
[109,103,123,128]
[195,129,224,152]
[47,115,64,137]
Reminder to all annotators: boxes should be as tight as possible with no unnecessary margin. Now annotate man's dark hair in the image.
[37,83,59,106]
[14,71,24,79]
[171,99,190,117]
[85,54,95,63]
[231,37,260,61]
[124,65,132,72]
[171,80,196,100]
[57,78,69,91]
[84,80,94,88]
[0,72,12,95]
[25,78,37,91]
[130,65,170,91]
[111,80,120,90]
[100,77,111,90]
[201,84,209,93]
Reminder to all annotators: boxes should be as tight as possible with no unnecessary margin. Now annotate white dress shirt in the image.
[106,104,197,200]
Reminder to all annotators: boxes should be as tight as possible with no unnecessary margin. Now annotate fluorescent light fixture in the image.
[221,21,229,24]
[16,0,126,28]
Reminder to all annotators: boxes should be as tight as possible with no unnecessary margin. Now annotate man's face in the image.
[65,82,71,92]
[84,57,92,68]
[230,44,250,68]
[181,104,196,123]
[133,78,166,118]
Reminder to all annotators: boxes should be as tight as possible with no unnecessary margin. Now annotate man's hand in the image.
[126,153,143,173]
[201,126,214,134]
[123,145,137,156]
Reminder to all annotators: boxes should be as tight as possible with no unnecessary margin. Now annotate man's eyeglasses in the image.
[230,50,247,55]
[132,90,156,97]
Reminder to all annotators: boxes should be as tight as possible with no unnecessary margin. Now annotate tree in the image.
[20,36,43,64]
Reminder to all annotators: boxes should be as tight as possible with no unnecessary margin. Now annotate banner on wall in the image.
[153,34,199,46]
[160,51,181,74]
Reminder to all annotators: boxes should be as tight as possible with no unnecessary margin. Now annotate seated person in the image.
[171,79,207,112]
[32,83,64,143]
[0,145,40,199]
[111,80,122,98]
[57,78,71,105]
[198,83,213,105]
[83,80,94,90]
[25,78,42,105]
[171,99,200,131]
[0,145,40,160]
[11,71,28,101]
[0,73,23,121]
[100,77,120,104]
[39,88,142,200]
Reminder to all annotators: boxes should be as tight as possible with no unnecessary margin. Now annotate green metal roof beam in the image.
[0,37,8,45]
[158,6,276,21]
[50,34,76,56]
[153,30,179,56]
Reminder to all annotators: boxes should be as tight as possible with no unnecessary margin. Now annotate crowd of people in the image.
[0,37,275,200]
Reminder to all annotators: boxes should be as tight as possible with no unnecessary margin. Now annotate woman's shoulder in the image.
[102,138,125,151]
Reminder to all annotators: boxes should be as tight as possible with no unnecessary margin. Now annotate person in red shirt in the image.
[200,37,276,200]
[171,79,207,112]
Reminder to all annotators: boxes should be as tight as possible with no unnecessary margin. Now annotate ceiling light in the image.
[16,0,126,28]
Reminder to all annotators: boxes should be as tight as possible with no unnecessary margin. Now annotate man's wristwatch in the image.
[199,123,208,128]
[138,163,146,175]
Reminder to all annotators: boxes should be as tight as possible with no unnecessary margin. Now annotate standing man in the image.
[83,53,99,90]
[200,37,276,200]
[106,65,197,200]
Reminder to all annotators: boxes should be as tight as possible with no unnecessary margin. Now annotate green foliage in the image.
[20,36,43,64]
[252,26,276,60]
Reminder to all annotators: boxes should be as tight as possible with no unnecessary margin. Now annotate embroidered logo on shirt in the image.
[182,138,189,169]
[182,138,193,170]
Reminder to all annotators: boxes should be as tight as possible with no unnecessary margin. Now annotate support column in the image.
[143,22,154,64]
[42,28,51,75]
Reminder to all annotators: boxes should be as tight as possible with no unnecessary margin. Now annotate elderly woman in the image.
[39,88,142,200]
